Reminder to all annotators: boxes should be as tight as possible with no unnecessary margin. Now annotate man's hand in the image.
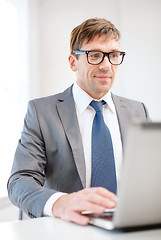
[52,187,117,225]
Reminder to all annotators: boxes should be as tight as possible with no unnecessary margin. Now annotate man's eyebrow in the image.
[87,48,120,52]
[110,48,120,51]
[110,49,120,52]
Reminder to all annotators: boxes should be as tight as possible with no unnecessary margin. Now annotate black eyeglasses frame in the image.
[72,50,126,65]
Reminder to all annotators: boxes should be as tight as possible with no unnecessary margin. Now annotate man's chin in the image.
[92,87,111,99]
[96,84,112,94]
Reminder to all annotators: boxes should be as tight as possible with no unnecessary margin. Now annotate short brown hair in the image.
[70,18,120,54]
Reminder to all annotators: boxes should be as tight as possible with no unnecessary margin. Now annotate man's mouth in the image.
[95,75,111,79]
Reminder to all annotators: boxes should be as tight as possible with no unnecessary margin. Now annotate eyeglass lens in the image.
[88,51,124,65]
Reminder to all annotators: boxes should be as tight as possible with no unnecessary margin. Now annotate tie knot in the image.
[90,100,105,112]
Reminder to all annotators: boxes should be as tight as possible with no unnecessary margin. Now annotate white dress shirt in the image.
[43,83,123,216]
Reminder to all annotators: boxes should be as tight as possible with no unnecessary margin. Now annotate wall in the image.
[32,0,161,120]
[0,0,30,199]
[38,0,122,96]
[0,197,18,222]
[119,0,161,120]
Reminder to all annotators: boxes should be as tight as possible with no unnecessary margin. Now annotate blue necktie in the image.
[90,100,117,194]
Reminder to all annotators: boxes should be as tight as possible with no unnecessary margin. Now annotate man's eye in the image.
[111,53,119,58]
[90,53,101,58]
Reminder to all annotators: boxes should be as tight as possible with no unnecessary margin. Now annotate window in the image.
[0,0,29,197]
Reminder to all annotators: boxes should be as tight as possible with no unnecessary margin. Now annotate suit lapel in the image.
[56,86,86,188]
[112,93,131,149]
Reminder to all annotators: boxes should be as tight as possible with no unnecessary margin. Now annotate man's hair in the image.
[70,18,120,54]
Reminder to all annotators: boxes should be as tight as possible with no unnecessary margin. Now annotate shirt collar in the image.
[72,82,116,114]
[102,90,116,114]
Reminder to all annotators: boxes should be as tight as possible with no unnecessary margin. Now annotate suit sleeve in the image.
[7,101,57,218]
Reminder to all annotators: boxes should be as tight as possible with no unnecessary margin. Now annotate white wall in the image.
[28,0,161,120]
[0,0,30,199]
[0,197,18,222]
[38,0,122,96]
[119,0,161,120]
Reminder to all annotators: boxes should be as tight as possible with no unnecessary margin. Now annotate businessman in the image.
[8,18,149,225]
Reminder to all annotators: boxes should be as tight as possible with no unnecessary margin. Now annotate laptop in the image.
[83,121,161,230]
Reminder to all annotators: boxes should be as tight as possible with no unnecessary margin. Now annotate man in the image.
[8,18,149,225]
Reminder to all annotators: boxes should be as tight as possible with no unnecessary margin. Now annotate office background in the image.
[0,0,161,221]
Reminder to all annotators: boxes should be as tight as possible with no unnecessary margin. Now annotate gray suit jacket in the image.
[7,85,149,218]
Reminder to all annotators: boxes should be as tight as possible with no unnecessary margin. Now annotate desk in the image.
[0,217,161,240]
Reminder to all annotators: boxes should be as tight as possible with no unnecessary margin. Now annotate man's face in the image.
[69,35,119,99]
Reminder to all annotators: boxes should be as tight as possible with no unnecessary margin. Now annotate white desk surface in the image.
[1,217,161,240]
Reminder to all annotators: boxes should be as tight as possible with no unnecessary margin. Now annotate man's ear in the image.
[68,54,77,72]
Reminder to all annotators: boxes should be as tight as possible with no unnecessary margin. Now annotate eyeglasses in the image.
[72,50,126,65]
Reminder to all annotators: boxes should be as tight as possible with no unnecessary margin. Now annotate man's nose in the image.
[99,56,111,70]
